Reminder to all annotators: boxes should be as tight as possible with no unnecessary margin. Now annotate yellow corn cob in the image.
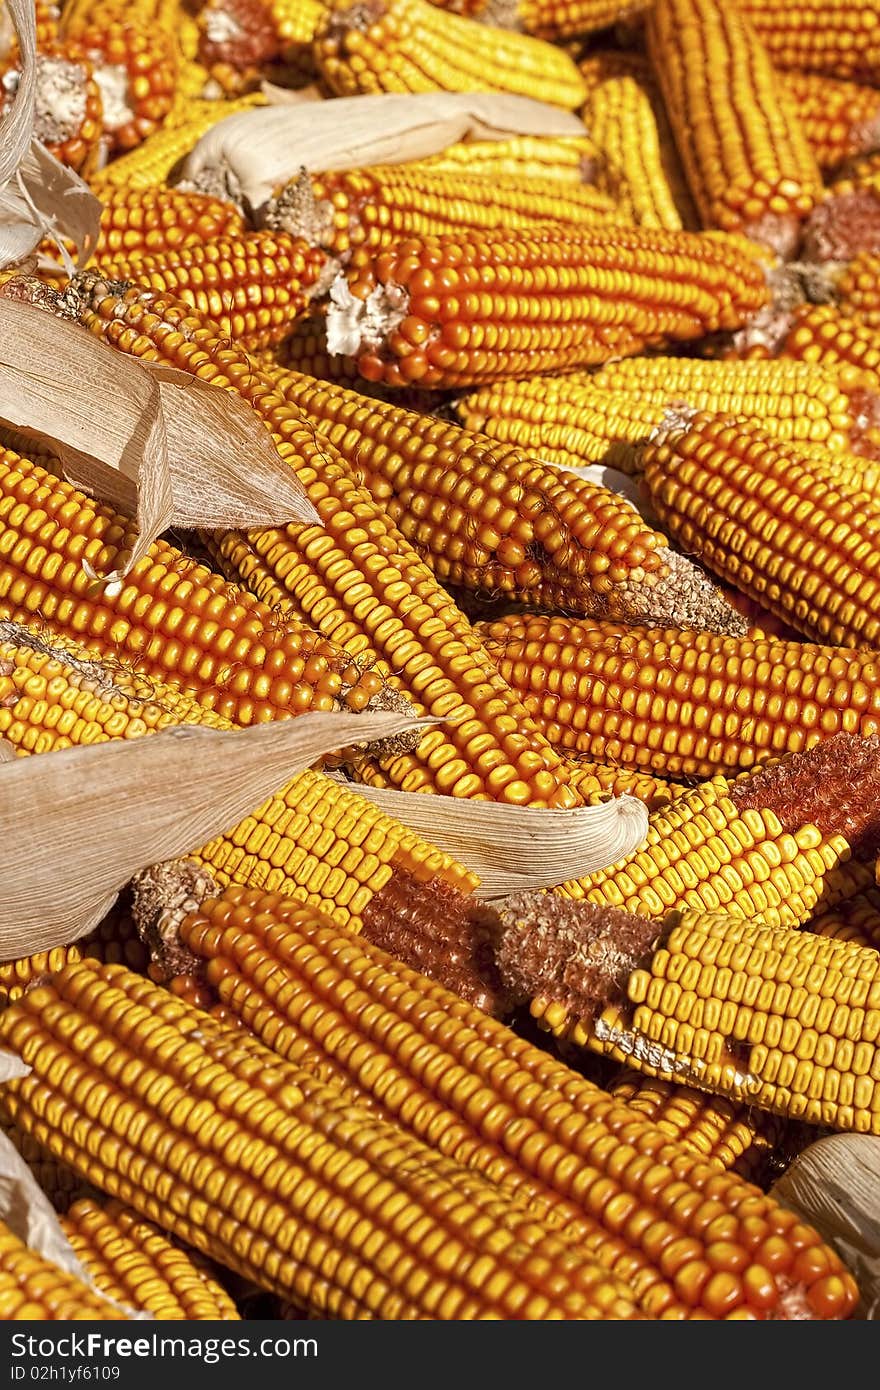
[428,0,651,37]
[100,231,328,352]
[830,150,880,198]
[61,1199,241,1320]
[0,1120,87,1210]
[606,1072,789,1182]
[0,445,386,724]
[6,48,105,178]
[267,165,622,258]
[564,758,688,811]
[258,309,362,381]
[782,71,880,173]
[58,273,581,805]
[313,0,587,109]
[0,961,648,1320]
[736,0,880,82]
[454,357,868,472]
[0,1222,128,1320]
[91,187,246,263]
[478,612,880,778]
[781,303,880,393]
[578,52,698,232]
[646,0,823,254]
[555,732,878,924]
[0,896,148,1007]
[421,133,598,184]
[822,254,880,332]
[172,883,859,1319]
[256,364,746,629]
[809,887,880,950]
[641,410,880,648]
[329,225,771,389]
[87,92,266,192]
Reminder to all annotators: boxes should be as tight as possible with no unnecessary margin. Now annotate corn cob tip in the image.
[262,169,337,248]
[730,262,807,355]
[614,545,748,636]
[326,272,408,358]
[130,859,220,982]
[198,0,279,72]
[731,731,880,859]
[802,191,880,265]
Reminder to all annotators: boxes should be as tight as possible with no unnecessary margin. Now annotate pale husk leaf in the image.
[331,780,649,897]
[0,739,14,763]
[0,710,434,957]
[178,92,588,211]
[771,1135,880,1319]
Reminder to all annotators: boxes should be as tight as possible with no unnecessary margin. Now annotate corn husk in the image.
[331,778,650,898]
[0,738,14,763]
[0,709,434,957]
[771,1135,880,1319]
[0,0,100,270]
[178,91,589,212]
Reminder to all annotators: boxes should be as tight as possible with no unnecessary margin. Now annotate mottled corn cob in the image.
[257,364,745,629]
[61,273,580,804]
[92,187,246,264]
[5,49,104,177]
[736,0,880,82]
[641,410,880,648]
[0,1224,127,1320]
[313,0,587,109]
[555,732,879,924]
[421,134,598,184]
[197,0,323,92]
[0,961,647,1320]
[478,612,880,777]
[268,165,621,258]
[782,72,880,173]
[100,232,328,352]
[0,446,386,725]
[327,226,771,389]
[174,883,858,1319]
[454,358,866,472]
[61,1200,241,1320]
[809,888,880,951]
[646,0,823,254]
[781,304,880,392]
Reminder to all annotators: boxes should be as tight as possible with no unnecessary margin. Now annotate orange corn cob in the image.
[313,0,587,109]
[641,410,880,648]
[782,71,880,173]
[781,303,880,393]
[257,364,746,629]
[197,0,323,92]
[2,48,104,177]
[100,232,328,352]
[478,612,880,778]
[831,149,880,197]
[421,133,598,184]
[646,0,823,255]
[325,226,771,389]
[172,882,858,1319]
[54,273,578,805]
[0,1224,127,1320]
[428,0,652,38]
[260,310,362,380]
[91,187,246,263]
[809,887,880,950]
[819,254,880,332]
[736,0,880,82]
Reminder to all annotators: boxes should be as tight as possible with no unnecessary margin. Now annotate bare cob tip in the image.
[730,262,807,356]
[260,168,336,250]
[130,859,220,982]
[731,731,880,858]
[610,545,749,637]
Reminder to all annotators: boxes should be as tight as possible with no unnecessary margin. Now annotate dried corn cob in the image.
[641,410,880,648]
[60,273,581,805]
[0,1120,87,1211]
[782,71,880,174]
[578,52,697,232]
[61,1199,241,1320]
[92,187,246,264]
[819,255,880,332]
[421,133,598,184]
[478,612,880,778]
[428,0,652,37]
[313,0,587,109]
[606,1072,788,1181]
[0,446,386,725]
[257,364,745,629]
[0,1222,128,1320]
[736,0,880,83]
[198,0,323,91]
[2,49,104,177]
[267,165,621,259]
[100,232,328,352]
[172,882,859,1319]
[555,732,878,924]
[781,304,880,393]
[646,0,823,254]
[0,961,648,1320]
[326,225,771,389]
[0,893,147,1008]
[565,759,688,811]
[809,887,880,951]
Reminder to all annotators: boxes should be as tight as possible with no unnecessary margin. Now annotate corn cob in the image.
[59,273,582,805]
[326,226,771,389]
[428,0,651,36]
[267,165,622,259]
[819,255,880,332]
[313,0,587,109]
[645,0,823,255]
[0,1120,87,1211]
[578,52,698,232]
[99,232,328,352]
[260,310,362,380]
[197,0,323,92]
[87,92,266,193]
[171,883,859,1319]
[0,961,650,1320]
[831,150,880,198]
[781,304,880,393]
[736,0,880,83]
[560,758,688,811]
[781,72,880,174]
[0,1222,128,1320]
[3,49,104,177]
[555,732,878,924]
[641,410,880,649]
[605,1072,788,1182]
[255,364,745,629]
[61,1199,242,1320]
[91,187,246,264]
[0,445,386,725]
[478,611,880,778]
[0,891,147,1007]
[454,358,867,473]
[809,888,880,951]
[421,133,598,184]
